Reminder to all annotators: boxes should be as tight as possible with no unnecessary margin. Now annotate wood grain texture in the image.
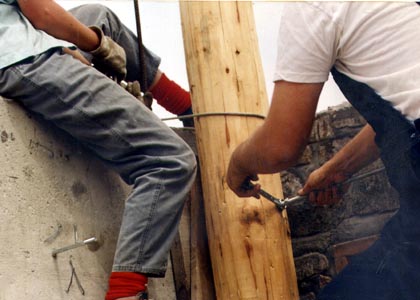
[179,2,298,299]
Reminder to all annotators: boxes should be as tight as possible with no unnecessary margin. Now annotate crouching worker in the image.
[0,1,197,299]
[227,2,420,299]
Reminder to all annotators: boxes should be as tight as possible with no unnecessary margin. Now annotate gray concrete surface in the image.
[0,98,175,300]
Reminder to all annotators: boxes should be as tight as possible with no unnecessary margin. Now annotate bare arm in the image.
[227,80,323,197]
[315,124,379,177]
[299,124,380,204]
[17,0,99,52]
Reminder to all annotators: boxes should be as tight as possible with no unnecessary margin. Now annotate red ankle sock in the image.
[105,272,148,300]
[149,73,191,115]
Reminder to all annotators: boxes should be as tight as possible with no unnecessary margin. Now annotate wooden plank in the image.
[190,169,216,300]
[179,2,299,299]
[170,229,190,300]
[173,128,215,299]
[170,191,190,300]
[333,235,379,273]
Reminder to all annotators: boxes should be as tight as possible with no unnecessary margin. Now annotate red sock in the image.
[105,272,148,300]
[149,73,191,115]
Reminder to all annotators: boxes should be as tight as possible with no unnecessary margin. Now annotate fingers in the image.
[308,185,343,206]
[238,181,261,199]
[226,151,260,199]
[235,176,261,199]
[226,169,261,199]
[120,81,153,110]
[299,167,350,207]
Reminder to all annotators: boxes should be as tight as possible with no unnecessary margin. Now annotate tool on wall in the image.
[51,224,100,257]
[244,167,386,211]
[52,237,99,258]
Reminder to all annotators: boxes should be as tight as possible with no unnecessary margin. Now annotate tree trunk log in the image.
[179,2,299,299]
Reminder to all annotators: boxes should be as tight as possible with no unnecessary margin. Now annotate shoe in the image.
[115,291,148,300]
[178,106,194,127]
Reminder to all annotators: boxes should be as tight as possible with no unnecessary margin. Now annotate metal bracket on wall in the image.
[51,224,100,257]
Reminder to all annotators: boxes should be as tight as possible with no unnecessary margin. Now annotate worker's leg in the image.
[68,3,160,90]
[69,4,193,125]
[318,235,420,300]
[0,50,197,276]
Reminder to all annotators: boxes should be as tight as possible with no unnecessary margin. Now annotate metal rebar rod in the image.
[52,237,97,258]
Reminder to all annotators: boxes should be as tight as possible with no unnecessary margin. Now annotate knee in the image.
[78,3,111,15]
[70,3,108,15]
[71,4,119,24]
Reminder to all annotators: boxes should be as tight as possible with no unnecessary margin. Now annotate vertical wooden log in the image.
[179,2,298,299]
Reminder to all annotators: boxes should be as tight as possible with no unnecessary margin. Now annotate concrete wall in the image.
[0,98,176,299]
[1,97,400,300]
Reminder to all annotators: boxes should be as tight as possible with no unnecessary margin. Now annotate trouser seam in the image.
[136,168,165,266]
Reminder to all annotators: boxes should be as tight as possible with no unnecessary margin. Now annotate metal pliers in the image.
[243,167,385,211]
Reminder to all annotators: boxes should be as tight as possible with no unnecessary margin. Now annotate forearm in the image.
[231,127,301,176]
[227,81,322,197]
[232,82,322,175]
[17,0,99,51]
[323,124,380,176]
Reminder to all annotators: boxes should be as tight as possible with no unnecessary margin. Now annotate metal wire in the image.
[161,112,266,122]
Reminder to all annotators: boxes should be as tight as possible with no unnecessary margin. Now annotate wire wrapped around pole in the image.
[161,112,266,122]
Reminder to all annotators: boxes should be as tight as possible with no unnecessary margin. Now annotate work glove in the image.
[89,26,127,82]
[121,80,153,110]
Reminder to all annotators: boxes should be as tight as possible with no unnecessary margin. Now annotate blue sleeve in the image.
[0,0,16,4]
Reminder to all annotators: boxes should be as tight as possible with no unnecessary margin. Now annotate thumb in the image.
[297,188,305,196]
[298,183,318,205]
[298,181,312,196]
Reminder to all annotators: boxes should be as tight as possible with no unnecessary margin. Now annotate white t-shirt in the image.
[0,1,74,69]
[274,2,420,121]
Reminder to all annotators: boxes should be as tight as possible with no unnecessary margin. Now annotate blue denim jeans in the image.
[0,50,197,276]
[69,3,161,91]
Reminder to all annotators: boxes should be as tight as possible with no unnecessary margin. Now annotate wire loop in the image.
[161,112,266,122]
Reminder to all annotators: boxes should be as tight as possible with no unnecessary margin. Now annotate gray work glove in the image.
[89,26,127,81]
[121,80,153,110]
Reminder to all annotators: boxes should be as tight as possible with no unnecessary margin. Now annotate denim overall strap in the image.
[330,68,419,206]
[330,68,413,147]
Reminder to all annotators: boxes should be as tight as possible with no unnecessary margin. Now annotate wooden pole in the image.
[179,2,298,299]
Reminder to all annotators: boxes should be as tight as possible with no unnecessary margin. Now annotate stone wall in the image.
[282,104,400,299]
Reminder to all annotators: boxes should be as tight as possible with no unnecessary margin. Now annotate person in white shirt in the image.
[228,2,420,298]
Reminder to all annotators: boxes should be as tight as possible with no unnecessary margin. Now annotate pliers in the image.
[243,167,385,211]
